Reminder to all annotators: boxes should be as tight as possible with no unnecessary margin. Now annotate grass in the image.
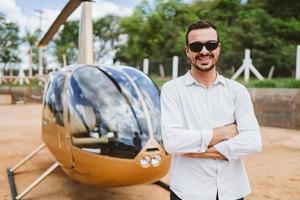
[150,75,172,88]
[1,76,299,89]
[0,79,42,88]
[150,75,300,89]
[239,78,300,88]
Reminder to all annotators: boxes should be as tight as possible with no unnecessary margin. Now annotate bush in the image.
[240,78,300,88]
[249,80,276,88]
[151,76,300,89]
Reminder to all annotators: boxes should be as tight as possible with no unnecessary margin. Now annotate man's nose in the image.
[200,46,210,54]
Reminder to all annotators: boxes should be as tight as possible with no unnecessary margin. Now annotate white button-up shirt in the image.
[161,71,262,200]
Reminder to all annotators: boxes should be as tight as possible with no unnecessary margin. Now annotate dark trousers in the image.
[170,190,244,200]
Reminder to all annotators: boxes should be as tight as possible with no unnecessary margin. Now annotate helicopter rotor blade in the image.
[38,0,92,48]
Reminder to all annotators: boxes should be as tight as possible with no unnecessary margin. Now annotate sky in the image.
[1,0,141,34]
[0,0,145,68]
[0,0,196,68]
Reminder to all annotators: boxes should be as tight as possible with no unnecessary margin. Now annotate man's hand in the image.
[209,123,238,146]
[183,124,238,160]
[184,146,227,160]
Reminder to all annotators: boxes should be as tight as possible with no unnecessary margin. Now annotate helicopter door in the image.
[42,72,73,168]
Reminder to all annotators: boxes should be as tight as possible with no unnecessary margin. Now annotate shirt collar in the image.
[214,72,226,86]
[184,71,226,87]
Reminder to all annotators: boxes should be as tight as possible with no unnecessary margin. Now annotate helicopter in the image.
[7,0,171,199]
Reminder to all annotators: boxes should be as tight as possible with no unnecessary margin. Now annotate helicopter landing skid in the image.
[7,144,60,200]
[153,180,170,191]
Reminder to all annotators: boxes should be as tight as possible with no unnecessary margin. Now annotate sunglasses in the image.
[188,40,219,52]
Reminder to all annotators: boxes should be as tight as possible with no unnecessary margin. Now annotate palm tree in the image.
[23,29,40,78]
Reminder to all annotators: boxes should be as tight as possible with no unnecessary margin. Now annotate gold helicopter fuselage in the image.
[42,65,170,187]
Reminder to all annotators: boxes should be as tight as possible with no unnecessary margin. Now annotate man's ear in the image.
[184,47,190,57]
[217,43,221,54]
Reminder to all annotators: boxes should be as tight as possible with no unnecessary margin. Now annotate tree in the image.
[235,1,300,76]
[253,0,300,20]
[112,0,299,77]
[116,0,197,75]
[0,13,21,74]
[190,0,243,74]
[23,29,40,77]
[190,0,299,77]
[54,21,79,66]
[93,15,123,63]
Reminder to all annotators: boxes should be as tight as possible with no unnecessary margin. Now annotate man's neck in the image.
[190,67,217,89]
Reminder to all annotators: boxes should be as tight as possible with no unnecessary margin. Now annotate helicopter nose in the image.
[139,153,162,168]
[138,140,165,168]
[145,148,162,167]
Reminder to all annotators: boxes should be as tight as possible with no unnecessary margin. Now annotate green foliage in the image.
[0,0,298,78]
[151,76,300,89]
[116,0,198,64]
[0,13,21,67]
[113,0,300,78]
[150,75,172,88]
[23,29,41,65]
[249,80,276,88]
[53,16,123,65]
[242,78,300,88]
[260,0,300,20]
[94,15,122,63]
[0,79,42,88]
[54,21,79,65]
[23,29,41,47]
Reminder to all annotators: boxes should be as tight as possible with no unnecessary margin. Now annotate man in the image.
[161,20,262,200]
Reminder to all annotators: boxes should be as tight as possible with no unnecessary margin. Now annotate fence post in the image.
[267,66,275,79]
[231,49,263,81]
[172,56,179,79]
[143,58,149,75]
[296,45,300,80]
[18,65,24,85]
[244,49,250,83]
[159,64,165,79]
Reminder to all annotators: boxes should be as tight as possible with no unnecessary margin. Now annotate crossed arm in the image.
[185,146,226,160]
[184,124,238,160]
[161,82,261,161]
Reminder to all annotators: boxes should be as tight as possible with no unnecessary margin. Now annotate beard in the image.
[192,62,216,72]
[190,54,217,72]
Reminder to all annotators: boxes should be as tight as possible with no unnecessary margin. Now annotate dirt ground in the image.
[0,104,300,200]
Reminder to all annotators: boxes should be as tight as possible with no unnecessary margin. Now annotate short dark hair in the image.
[185,20,218,46]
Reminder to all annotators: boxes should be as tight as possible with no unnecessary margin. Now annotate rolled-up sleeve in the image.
[161,83,212,154]
[214,85,262,161]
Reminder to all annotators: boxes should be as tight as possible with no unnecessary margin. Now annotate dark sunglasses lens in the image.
[189,42,204,52]
[205,41,218,51]
[189,41,219,52]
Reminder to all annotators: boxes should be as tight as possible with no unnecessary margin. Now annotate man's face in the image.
[185,28,220,72]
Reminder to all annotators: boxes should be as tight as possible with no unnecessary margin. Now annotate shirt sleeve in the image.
[160,82,212,154]
[214,84,262,161]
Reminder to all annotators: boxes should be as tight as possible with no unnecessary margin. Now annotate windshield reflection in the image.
[121,66,162,145]
[68,66,149,158]
[43,72,65,127]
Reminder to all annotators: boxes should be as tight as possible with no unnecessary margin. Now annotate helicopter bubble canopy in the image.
[67,65,162,159]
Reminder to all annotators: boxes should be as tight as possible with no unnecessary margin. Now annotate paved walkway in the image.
[0,104,299,200]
